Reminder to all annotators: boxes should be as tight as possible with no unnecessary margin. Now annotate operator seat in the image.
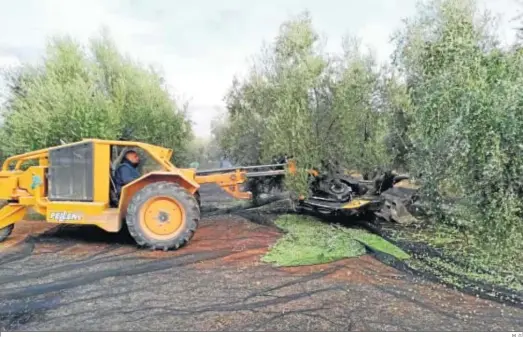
[109,147,130,207]
[109,169,119,207]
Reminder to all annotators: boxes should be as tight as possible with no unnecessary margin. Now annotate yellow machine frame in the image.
[0,139,260,234]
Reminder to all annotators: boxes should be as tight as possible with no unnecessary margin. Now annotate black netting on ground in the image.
[218,198,523,309]
[348,218,523,309]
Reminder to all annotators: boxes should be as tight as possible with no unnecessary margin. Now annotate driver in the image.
[114,150,141,198]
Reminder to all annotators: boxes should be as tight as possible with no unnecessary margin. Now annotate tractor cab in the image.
[46,141,150,207]
[108,145,162,207]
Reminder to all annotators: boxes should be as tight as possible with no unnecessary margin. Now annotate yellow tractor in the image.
[0,139,382,250]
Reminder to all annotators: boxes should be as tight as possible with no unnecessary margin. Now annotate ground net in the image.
[222,196,523,309]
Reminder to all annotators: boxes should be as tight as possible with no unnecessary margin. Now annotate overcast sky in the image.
[0,0,519,136]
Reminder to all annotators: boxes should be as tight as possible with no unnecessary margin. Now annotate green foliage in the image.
[262,214,410,267]
[393,0,523,247]
[380,71,413,171]
[184,135,227,170]
[0,31,192,164]
[350,229,410,260]
[391,223,523,292]
[218,12,398,195]
[262,214,366,266]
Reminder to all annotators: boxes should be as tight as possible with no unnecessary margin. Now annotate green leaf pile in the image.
[262,214,409,267]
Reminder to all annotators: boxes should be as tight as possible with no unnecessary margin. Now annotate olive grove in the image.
[217,0,523,250]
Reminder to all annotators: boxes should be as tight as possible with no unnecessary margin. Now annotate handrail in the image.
[2,151,48,171]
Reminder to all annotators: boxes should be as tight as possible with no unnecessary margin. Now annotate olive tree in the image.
[219,12,396,195]
[0,32,192,164]
[393,0,523,247]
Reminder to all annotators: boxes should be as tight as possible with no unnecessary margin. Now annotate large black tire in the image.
[194,191,201,208]
[126,182,200,251]
[0,224,14,243]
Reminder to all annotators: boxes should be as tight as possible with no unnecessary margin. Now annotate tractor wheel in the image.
[0,224,14,243]
[126,182,200,251]
[194,191,201,208]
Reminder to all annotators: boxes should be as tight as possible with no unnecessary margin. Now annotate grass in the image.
[390,224,523,292]
[262,214,410,267]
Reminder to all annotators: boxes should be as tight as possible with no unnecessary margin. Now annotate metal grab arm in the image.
[195,162,286,176]
[193,161,294,200]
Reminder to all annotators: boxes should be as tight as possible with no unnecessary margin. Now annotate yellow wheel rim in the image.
[139,196,186,240]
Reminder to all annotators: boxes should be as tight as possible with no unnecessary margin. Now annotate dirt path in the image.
[0,186,522,331]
